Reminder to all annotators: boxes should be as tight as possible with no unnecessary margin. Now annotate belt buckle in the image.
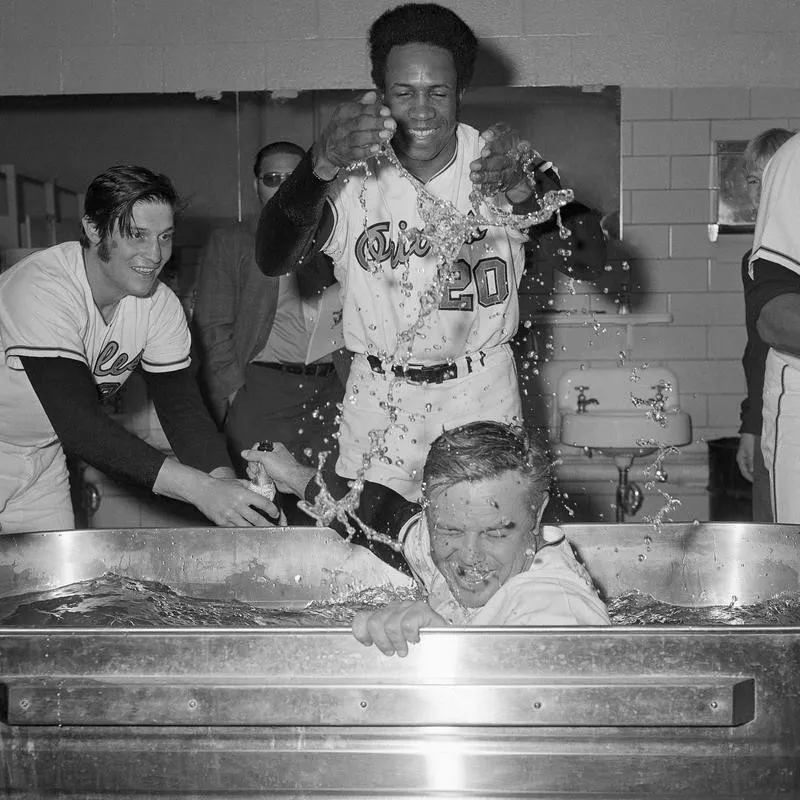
[371,356,458,384]
[430,365,457,384]
[404,366,426,384]
[408,363,457,384]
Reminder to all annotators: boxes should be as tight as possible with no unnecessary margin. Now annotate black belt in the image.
[253,361,336,377]
[367,354,461,384]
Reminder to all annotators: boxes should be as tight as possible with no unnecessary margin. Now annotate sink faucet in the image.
[645,381,671,425]
[575,385,599,413]
[650,381,670,412]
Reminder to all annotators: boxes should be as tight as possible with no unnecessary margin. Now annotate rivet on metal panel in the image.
[532,701,542,710]
[18,697,30,711]
[709,700,718,710]
[187,698,198,711]
[360,700,368,709]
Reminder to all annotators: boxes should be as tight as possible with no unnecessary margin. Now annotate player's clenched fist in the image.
[313,90,396,179]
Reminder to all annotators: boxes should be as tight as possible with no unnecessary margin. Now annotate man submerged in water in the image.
[244,420,610,657]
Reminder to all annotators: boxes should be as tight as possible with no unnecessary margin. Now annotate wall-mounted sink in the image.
[556,365,692,522]
[561,409,691,457]
[557,366,692,458]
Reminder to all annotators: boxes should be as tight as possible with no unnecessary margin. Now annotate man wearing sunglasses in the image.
[193,141,345,521]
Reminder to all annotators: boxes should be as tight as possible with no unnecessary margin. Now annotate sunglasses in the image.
[258,171,293,188]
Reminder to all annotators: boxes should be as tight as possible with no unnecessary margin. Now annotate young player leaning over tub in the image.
[243,421,610,657]
[0,165,278,533]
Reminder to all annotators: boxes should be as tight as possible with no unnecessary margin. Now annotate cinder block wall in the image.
[2,1,800,93]
[4,0,800,521]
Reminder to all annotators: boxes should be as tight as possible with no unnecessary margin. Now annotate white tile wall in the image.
[672,89,750,120]
[623,157,670,190]
[538,85,800,520]
[3,1,800,93]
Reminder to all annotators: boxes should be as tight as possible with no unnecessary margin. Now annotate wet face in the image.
[255,150,302,206]
[382,43,461,180]
[427,471,546,609]
[85,200,174,308]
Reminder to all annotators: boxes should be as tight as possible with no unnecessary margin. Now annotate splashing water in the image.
[607,590,800,626]
[642,445,679,488]
[0,573,422,628]
[4,573,800,628]
[642,489,682,535]
[301,143,574,540]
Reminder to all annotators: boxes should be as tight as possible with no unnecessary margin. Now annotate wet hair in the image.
[79,165,180,249]
[368,3,478,93]
[252,141,306,177]
[422,421,550,504]
[743,128,794,174]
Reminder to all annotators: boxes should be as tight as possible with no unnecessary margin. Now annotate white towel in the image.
[749,132,800,279]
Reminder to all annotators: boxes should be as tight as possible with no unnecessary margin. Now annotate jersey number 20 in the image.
[439,257,510,312]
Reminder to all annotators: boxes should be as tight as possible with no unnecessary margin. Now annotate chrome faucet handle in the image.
[650,381,669,403]
[574,385,598,413]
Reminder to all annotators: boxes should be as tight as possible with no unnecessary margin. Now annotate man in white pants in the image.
[746,132,800,522]
[254,4,596,500]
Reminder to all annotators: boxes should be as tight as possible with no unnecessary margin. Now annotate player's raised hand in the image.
[469,122,533,202]
[313,90,396,178]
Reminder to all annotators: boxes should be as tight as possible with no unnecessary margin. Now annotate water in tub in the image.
[2,572,800,627]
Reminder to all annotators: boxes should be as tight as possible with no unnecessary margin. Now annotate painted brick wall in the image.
[2,1,800,95]
[538,86,800,522]
[621,87,800,447]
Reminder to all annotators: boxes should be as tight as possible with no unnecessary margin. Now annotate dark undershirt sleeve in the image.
[143,366,233,474]
[304,469,419,576]
[745,257,800,321]
[20,356,167,489]
[295,252,337,299]
[255,148,335,278]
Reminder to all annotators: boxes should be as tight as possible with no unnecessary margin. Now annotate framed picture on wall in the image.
[714,139,756,233]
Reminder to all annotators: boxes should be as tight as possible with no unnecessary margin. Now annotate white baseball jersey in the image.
[323,123,528,365]
[0,241,190,448]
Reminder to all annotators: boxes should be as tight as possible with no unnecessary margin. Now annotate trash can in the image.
[707,437,753,522]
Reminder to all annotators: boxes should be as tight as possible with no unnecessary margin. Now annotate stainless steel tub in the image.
[1,522,799,799]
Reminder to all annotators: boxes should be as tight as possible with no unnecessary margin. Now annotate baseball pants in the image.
[336,344,523,501]
[762,347,800,523]
[0,439,74,534]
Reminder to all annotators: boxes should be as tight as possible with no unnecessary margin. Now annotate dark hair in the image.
[368,3,478,93]
[79,165,180,248]
[744,128,794,173]
[422,421,550,503]
[252,141,306,177]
